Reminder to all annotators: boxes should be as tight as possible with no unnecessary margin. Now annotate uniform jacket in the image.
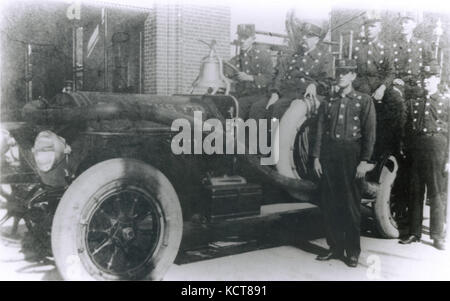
[391,36,432,83]
[312,88,377,161]
[351,38,394,94]
[269,42,333,98]
[225,44,274,97]
[405,92,450,146]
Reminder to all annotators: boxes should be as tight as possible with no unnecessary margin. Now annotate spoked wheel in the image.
[24,187,63,252]
[292,119,316,181]
[389,190,409,227]
[52,159,182,280]
[0,184,35,237]
[0,189,11,236]
[0,188,9,224]
[82,184,164,277]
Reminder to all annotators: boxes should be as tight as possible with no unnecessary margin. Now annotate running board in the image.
[211,203,318,223]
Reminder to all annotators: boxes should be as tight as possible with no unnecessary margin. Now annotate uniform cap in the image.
[336,59,358,71]
[363,10,382,26]
[237,24,256,39]
[399,11,418,22]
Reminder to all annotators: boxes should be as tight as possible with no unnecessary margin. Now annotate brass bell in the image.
[191,40,230,95]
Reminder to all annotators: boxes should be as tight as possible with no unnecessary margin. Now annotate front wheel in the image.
[51,158,183,280]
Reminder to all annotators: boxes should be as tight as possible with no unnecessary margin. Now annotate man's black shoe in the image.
[399,235,420,244]
[316,250,343,261]
[346,255,358,268]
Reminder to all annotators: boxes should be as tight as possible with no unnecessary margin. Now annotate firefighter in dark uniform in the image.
[391,12,433,101]
[400,62,448,250]
[249,14,333,121]
[389,12,434,214]
[224,24,274,120]
[350,13,400,159]
[312,59,376,267]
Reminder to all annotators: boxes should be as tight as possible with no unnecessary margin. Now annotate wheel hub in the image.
[121,227,135,241]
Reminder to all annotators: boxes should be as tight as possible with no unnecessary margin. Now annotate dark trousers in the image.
[409,135,448,240]
[250,92,324,121]
[248,95,293,121]
[238,94,265,120]
[319,139,362,256]
[248,97,268,121]
[270,95,296,119]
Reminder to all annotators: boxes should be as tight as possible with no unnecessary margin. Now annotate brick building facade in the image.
[83,2,230,96]
[0,1,231,118]
[143,4,230,95]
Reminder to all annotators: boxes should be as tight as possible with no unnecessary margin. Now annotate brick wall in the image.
[144,3,230,95]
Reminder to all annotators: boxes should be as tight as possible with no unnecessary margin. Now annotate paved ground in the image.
[0,203,449,281]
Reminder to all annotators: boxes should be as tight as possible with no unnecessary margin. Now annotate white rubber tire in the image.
[51,158,183,280]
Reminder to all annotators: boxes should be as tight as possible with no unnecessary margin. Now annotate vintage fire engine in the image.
[0,41,402,280]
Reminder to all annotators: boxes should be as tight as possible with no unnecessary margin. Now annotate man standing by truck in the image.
[400,62,448,249]
[312,59,376,267]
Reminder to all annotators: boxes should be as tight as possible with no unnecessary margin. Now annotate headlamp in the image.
[32,131,71,172]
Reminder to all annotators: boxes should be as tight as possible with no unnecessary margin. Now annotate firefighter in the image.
[389,12,434,213]
[392,12,433,101]
[350,12,401,159]
[400,62,448,250]
[312,58,376,267]
[224,24,274,120]
[249,11,333,121]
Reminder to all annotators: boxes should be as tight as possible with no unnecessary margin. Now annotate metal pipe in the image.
[75,27,84,91]
[104,8,108,91]
[349,30,353,59]
[254,30,288,39]
[72,25,77,91]
[139,31,143,94]
[26,44,32,102]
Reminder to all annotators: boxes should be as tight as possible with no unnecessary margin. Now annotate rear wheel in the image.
[273,98,320,201]
[51,158,182,280]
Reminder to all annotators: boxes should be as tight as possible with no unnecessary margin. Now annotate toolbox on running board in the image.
[202,176,262,221]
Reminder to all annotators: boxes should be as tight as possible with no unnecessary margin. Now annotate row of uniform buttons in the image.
[235,48,271,89]
[284,50,328,80]
[392,40,423,74]
[412,96,445,132]
[353,40,385,64]
[326,94,362,138]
